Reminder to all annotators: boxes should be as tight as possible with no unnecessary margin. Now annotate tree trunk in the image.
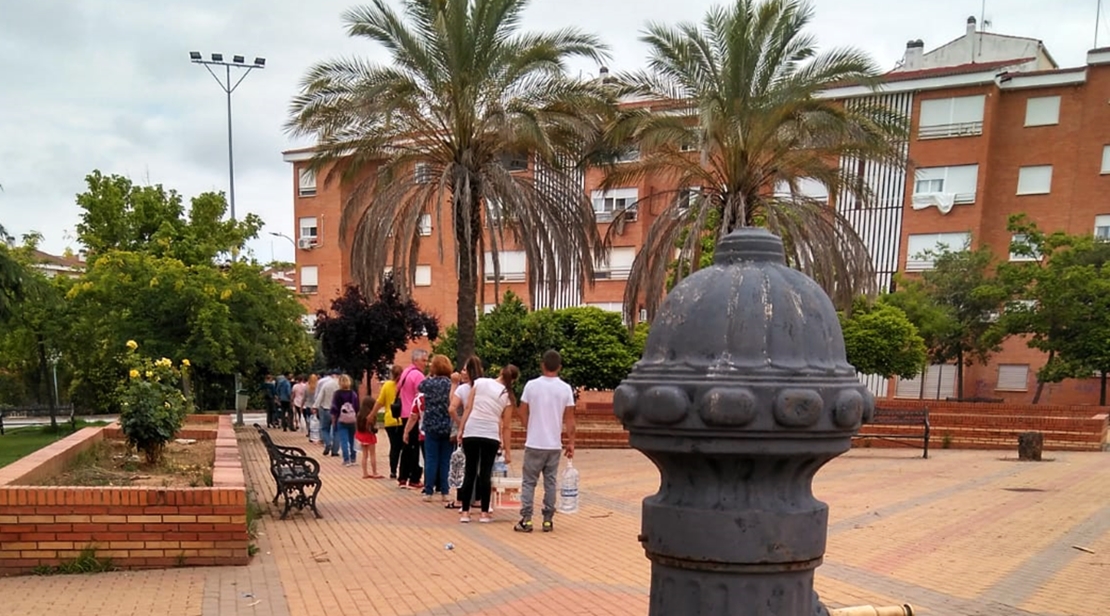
[1101,371,1107,406]
[956,349,965,401]
[1031,350,1052,404]
[453,187,482,367]
[36,333,56,430]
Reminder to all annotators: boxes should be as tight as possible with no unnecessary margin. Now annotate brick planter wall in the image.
[102,414,219,442]
[0,415,248,576]
[569,395,1108,452]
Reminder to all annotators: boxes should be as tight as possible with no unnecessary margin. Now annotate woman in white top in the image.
[444,356,482,510]
[457,364,520,523]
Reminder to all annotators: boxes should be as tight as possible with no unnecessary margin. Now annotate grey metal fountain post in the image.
[614,228,874,615]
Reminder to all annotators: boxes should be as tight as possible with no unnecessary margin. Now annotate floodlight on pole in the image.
[187,50,266,223]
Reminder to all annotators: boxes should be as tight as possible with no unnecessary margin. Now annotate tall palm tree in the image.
[288,0,611,364]
[603,0,908,323]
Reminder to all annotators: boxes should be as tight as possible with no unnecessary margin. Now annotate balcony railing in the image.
[594,208,638,223]
[484,272,526,283]
[593,267,632,281]
[918,121,983,140]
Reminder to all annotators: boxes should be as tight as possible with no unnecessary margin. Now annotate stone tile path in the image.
[2,428,1108,615]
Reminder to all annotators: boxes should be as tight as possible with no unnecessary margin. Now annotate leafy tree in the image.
[603,0,909,322]
[839,297,927,380]
[998,216,1110,403]
[287,0,613,366]
[552,307,639,390]
[314,275,440,381]
[0,223,25,322]
[886,246,1009,399]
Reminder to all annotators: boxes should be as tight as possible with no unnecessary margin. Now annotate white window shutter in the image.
[951,95,985,123]
[298,168,317,196]
[1102,146,1110,174]
[996,364,1030,391]
[1017,166,1053,195]
[918,99,950,127]
[1024,96,1061,127]
[414,265,432,286]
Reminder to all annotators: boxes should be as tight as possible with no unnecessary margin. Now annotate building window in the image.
[482,304,497,314]
[905,232,971,271]
[996,364,1030,392]
[1017,165,1053,195]
[298,217,318,246]
[591,188,638,222]
[299,265,319,294]
[414,162,432,184]
[595,247,636,281]
[418,214,432,236]
[301,313,317,333]
[615,144,641,163]
[911,165,979,212]
[414,265,432,287]
[1101,145,1110,174]
[587,302,624,313]
[298,168,317,197]
[483,250,526,282]
[773,179,828,204]
[500,152,529,171]
[1095,215,1110,240]
[1009,233,1041,262]
[894,364,956,399]
[1024,96,1061,127]
[918,95,985,139]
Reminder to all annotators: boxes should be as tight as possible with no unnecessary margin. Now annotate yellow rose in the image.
[129,369,140,379]
[126,340,138,350]
[145,371,153,378]
[182,359,191,367]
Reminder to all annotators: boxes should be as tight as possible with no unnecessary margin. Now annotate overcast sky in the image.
[0,0,1099,262]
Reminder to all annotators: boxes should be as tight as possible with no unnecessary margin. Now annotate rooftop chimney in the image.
[966,15,977,36]
[902,39,925,70]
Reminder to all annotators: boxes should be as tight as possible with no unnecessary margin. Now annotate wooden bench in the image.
[856,407,931,459]
[254,425,323,519]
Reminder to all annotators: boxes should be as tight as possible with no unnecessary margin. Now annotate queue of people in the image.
[276,348,576,531]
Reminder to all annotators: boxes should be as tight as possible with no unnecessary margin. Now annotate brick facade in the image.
[0,415,248,575]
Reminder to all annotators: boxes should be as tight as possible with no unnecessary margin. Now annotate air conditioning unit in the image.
[297,237,316,250]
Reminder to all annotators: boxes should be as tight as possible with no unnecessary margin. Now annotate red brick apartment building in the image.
[284,17,1110,406]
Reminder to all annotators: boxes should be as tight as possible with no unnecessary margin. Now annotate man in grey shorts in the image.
[514,349,576,533]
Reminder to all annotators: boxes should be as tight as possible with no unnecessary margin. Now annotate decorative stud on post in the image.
[614,228,874,615]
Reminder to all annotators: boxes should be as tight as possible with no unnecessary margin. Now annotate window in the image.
[592,188,638,222]
[677,186,703,211]
[298,168,317,197]
[299,265,318,294]
[595,247,636,280]
[773,179,828,203]
[418,214,432,236]
[1095,214,1110,240]
[1024,96,1060,127]
[298,217,318,244]
[996,364,1030,392]
[414,265,432,287]
[918,95,985,139]
[895,364,956,399]
[414,162,432,184]
[482,304,497,314]
[500,152,529,171]
[483,250,526,282]
[1017,165,1053,195]
[587,302,624,313]
[911,165,979,210]
[1102,145,1110,174]
[615,145,641,163]
[905,232,971,271]
[301,313,317,333]
[1009,233,1041,262]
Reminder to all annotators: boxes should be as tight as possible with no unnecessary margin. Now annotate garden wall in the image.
[0,415,247,576]
[568,393,1108,452]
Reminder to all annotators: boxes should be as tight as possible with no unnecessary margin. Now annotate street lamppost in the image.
[190,52,264,427]
[269,231,296,247]
[188,51,266,222]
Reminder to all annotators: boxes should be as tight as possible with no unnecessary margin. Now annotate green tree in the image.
[0,223,24,322]
[287,0,613,366]
[552,306,638,390]
[998,216,1110,403]
[603,0,908,322]
[314,276,440,381]
[887,246,1008,399]
[839,297,927,379]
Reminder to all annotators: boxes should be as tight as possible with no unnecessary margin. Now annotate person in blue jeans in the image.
[408,354,456,502]
[314,371,340,457]
[331,374,360,466]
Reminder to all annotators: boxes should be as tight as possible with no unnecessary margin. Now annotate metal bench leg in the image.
[308,481,322,518]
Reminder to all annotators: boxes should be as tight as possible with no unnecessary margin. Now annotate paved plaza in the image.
[2,428,1108,616]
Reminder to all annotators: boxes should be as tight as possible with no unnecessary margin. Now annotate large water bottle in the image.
[559,460,579,514]
[493,450,509,477]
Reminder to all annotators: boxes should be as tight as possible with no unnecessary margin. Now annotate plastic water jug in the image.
[493,450,509,477]
[559,460,579,514]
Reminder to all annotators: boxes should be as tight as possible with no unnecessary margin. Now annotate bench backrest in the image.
[872,407,929,425]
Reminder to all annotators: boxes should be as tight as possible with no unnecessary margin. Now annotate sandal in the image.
[444,501,462,509]
[479,514,492,523]
[460,513,471,523]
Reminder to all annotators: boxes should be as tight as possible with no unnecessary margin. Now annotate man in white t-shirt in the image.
[514,350,576,533]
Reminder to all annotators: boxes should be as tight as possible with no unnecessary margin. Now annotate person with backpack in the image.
[367,364,405,479]
[408,354,455,501]
[396,350,428,489]
[331,374,360,467]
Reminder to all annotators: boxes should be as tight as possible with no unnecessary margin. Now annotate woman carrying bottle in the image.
[457,364,519,523]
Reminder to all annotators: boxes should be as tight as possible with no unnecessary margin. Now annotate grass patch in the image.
[246,491,265,557]
[32,545,115,575]
[0,420,108,468]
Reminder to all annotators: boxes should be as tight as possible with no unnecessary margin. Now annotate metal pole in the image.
[226,64,236,222]
[1096,0,1103,49]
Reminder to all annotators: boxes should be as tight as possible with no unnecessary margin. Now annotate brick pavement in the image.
[2,429,1108,616]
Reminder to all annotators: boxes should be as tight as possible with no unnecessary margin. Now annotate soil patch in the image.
[34,438,215,488]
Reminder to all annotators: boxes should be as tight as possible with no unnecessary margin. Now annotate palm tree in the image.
[288,0,612,364]
[602,0,908,322]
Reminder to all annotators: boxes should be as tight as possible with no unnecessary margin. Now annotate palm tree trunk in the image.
[453,187,482,367]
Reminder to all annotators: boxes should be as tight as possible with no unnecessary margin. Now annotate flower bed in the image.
[0,415,247,576]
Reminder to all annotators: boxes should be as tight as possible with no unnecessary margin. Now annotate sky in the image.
[0,0,1100,263]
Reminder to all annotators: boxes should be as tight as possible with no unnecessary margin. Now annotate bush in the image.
[117,341,191,464]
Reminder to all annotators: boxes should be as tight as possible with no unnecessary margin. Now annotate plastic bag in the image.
[448,447,466,489]
[308,415,321,442]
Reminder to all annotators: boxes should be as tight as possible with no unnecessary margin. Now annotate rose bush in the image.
[117,341,192,464]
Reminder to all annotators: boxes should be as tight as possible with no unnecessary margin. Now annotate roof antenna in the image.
[1097,0,1103,49]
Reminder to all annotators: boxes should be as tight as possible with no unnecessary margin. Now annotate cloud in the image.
[0,0,1096,263]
